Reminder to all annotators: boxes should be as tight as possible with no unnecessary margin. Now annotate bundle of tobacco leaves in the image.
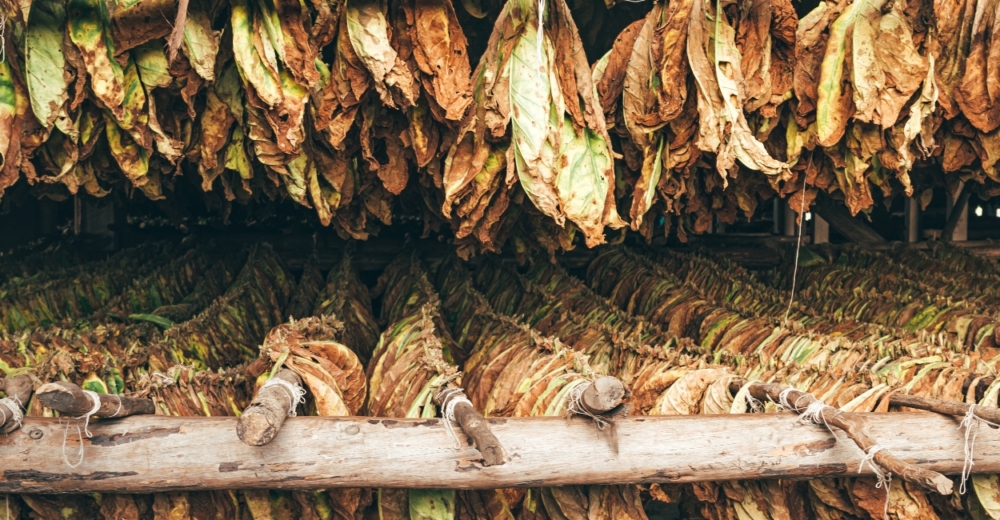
[6,0,997,254]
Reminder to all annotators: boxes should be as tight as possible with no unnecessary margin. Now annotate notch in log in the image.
[237,369,303,446]
[0,375,33,434]
[433,387,508,467]
[730,379,953,496]
[36,382,155,418]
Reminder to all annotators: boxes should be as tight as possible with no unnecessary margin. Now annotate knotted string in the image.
[0,397,23,431]
[437,387,472,450]
[62,391,102,468]
[567,382,610,430]
[859,444,892,520]
[262,378,306,417]
[959,404,1000,494]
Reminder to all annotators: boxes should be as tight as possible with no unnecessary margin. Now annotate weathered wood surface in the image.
[0,412,996,493]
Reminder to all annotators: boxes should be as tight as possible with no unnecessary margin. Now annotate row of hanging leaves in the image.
[1,0,999,256]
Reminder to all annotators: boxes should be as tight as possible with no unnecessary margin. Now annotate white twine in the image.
[783,179,808,326]
[0,15,6,65]
[567,383,610,430]
[959,404,1000,494]
[61,391,102,469]
[262,378,306,417]
[859,444,892,520]
[0,397,23,431]
[797,400,828,426]
[438,387,472,450]
[746,393,765,413]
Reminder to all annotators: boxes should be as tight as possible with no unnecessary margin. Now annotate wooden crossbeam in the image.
[0,412,995,493]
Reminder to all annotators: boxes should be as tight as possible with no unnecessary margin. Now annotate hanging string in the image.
[261,378,306,417]
[959,404,1000,494]
[61,391,102,469]
[783,178,808,326]
[536,0,545,64]
[859,444,892,520]
[437,387,472,450]
[0,15,6,65]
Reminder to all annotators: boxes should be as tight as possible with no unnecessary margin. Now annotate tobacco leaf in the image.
[409,0,473,122]
[509,24,565,226]
[793,0,847,125]
[595,18,643,117]
[621,6,660,150]
[181,4,220,83]
[955,0,1000,133]
[67,0,125,116]
[231,0,283,107]
[26,0,71,132]
[851,0,927,128]
[815,0,858,147]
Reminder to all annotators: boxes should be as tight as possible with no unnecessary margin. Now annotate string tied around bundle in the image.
[261,377,306,417]
[959,404,1000,494]
[438,387,473,450]
[0,396,23,430]
[61,390,102,469]
[859,444,892,520]
[566,382,610,430]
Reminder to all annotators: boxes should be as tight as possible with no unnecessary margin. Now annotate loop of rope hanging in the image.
[437,387,472,450]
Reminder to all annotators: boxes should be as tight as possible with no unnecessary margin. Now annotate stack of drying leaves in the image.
[578,245,1000,518]
[4,0,1000,254]
[772,245,1000,352]
[434,258,644,519]
[367,256,465,518]
[313,252,381,363]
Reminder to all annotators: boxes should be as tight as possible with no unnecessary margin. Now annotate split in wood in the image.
[35,381,155,419]
[0,375,32,434]
[730,378,953,496]
[433,387,508,467]
[237,369,304,446]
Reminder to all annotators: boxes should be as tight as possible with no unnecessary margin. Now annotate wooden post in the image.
[0,413,994,493]
[813,194,888,248]
[944,183,970,242]
[237,370,304,447]
[783,200,797,237]
[732,380,952,495]
[433,387,508,467]
[813,215,829,244]
[0,376,32,435]
[35,382,155,419]
[905,198,920,243]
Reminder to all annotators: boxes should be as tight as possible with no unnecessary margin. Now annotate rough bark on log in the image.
[433,387,507,467]
[237,370,304,446]
[0,376,32,434]
[890,393,1000,426]
[35,382,155,418]
[0,413,991,493]
[733,380,953,495]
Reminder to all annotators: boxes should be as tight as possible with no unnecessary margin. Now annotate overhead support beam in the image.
[813,194,888,248]
[943,183,971,243]
[813,215,829,244]
[0,413,996,493]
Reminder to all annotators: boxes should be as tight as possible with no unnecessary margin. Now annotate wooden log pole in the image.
[0,413,994,493]
[35,382,155,419]
[237,370,304,446]
[732,379,953,495]
[890,393,1000,426]
[576,376,628,416]
[0,376,32,434]
[434,387,507,467]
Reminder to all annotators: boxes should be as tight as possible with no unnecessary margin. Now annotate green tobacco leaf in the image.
[509,26,565,226]
[129,313,174,330]
[105,114,149,184]
[0,59,15,170]
[231,0,283,106]
[26,0,70,131]
[408,489,456,520]
[133,40,173,89]
[67,0,125,114]
[557,116,617,247]
[815,0,859,147]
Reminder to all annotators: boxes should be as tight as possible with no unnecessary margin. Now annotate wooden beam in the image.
[813,194,888,248]
[905,198,920,243]
[943,183,971,242]
[0,413,995,493]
